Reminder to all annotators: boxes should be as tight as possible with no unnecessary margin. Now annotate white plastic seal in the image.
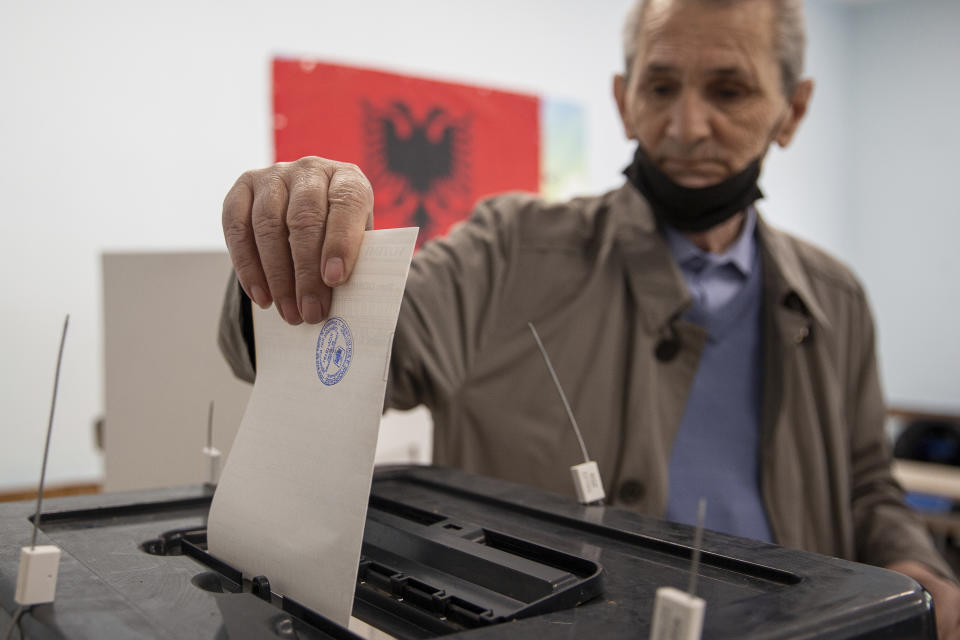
[570,460,606,504]
[15,545,61,605]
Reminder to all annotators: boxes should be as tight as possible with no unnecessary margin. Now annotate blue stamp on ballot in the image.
[315,316,353,386]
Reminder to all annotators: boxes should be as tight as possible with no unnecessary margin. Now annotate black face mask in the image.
[623,144,764,233]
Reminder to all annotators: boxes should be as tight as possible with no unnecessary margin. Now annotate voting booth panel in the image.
[101,251,433,493]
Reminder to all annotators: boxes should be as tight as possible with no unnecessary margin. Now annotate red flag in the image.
[273,59,540,245]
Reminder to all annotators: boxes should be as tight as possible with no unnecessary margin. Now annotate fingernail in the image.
[324,257,345,286]
[279,298,302,325]
[301,295,325,324]
[250,285,270,309]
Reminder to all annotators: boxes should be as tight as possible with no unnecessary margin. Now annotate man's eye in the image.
[709,84,748,100]
[649,83,678,97]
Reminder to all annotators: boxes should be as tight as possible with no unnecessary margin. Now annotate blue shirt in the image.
[661,209,774,543]
[663,208,758,311]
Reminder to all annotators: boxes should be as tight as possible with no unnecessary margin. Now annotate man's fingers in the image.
[222,176,270,309]
[287,162,333,324]
[222,157,372,327]
[322,163,374,289]
[251,171,300,324]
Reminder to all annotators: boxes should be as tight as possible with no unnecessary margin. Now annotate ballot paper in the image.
[208,227,418,626]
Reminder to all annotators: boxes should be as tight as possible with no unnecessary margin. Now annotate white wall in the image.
[847,0,960,411]
[0,0,636,488]
[761,0,853,257]
[2,0,949,489]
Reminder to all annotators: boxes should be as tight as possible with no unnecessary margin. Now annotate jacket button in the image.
[655,339,680,362]
[618,479,645,504]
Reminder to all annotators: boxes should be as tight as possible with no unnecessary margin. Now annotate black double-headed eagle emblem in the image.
[363,101,471,238]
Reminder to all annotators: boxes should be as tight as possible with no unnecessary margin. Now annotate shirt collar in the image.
[609,182,830,334]
[662,207,758,278]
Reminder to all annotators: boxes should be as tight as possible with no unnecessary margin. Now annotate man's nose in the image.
[665,90,711,146]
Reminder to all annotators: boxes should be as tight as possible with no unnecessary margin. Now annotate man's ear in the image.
[775,78,814,147]
[613,73,636,140]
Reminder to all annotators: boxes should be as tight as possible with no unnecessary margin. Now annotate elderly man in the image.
[218,0,960,633]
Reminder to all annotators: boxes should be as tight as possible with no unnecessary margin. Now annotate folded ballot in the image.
[208,227,418,625]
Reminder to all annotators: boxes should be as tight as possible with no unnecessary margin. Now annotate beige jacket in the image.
[219,183,952,577]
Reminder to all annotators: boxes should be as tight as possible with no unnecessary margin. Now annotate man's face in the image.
[615,0,811,188]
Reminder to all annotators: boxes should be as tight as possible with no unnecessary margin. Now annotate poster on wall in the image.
[273,59,587,245]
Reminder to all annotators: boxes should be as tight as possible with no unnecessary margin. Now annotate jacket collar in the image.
[609,183,691,337]
[608,182,830,335]
[755,216,830,331]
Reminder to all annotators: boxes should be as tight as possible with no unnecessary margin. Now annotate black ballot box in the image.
[0,465,936,639]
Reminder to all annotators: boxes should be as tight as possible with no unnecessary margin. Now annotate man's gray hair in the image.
[622,0,806,97]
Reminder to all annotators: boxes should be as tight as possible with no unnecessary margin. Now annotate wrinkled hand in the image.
[887,561,960,639]
[222,156,374,325]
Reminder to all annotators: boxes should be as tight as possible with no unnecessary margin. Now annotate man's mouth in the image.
[659,159,728,188]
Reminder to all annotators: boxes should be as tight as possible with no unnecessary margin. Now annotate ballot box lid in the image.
[0,465,936,639]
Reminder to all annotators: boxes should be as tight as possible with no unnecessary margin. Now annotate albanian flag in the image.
[273,59,540,245]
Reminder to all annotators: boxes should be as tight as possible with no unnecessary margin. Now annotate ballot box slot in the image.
[144,526,599,636]
[131,505,602,637]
